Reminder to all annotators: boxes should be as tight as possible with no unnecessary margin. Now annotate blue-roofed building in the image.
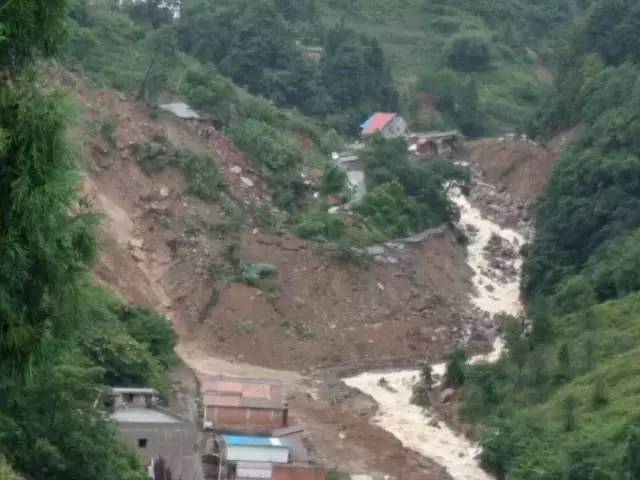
[220,435,289,464]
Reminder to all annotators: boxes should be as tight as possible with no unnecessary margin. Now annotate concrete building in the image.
[210,435,325,480]
[303,46,324,62]
[108,387,199,480]
[201,376,288,433]
[360,113,407,139]
[408,130,462,157]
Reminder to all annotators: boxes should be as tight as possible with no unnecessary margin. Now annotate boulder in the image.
[440,388,457,404]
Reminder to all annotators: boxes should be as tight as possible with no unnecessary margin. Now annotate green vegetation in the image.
[294,136,468,245]
[177,0,398,134]
[316,0,591,134]
[136,142,226,202]
[456,2,640,478]
[360,136,469,236]
[63,0,346,219]
[0,2,177,478]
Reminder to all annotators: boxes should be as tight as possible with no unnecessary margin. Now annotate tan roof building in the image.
[202,376,288,433]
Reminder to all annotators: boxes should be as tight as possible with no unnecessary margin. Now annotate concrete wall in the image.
[117,421,198,480]
[382,117,407,139]
[206,406,286,430]
[226,445,289,463]
[272,465,326,480]
[115,393,155,409]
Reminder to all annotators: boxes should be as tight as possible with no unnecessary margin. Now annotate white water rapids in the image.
[344,188,525,479]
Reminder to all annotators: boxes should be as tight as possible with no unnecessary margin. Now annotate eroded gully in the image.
[344,185,525,480]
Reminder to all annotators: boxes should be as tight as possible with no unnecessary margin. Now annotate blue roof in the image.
[223,435,281,447]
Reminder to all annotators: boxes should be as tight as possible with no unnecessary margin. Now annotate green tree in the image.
[446,33,492,72]
[503,315,529,380]
[0,0,69,71]
[555,342,572,383]
[118,306,178,367]
[562,394,577,432]
[445,348,467,388]
[137,25,178,102]
[626,428,640,479]
[0,81,98,370]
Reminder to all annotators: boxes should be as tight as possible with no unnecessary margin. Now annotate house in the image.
[107,387,199,480]
[211,434,325,480]
[409,130,462,157]
[201,376,288,433]
[109,387,159,408]
[222,436,290,464]
[360,113,407,139]
[303,46,324,62]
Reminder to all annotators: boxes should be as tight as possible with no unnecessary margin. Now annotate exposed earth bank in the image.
[72,71,567,477]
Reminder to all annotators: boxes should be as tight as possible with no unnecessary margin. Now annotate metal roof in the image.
[278,434,309,462]
[113,407,182,424]
[203,394,286,410]
[237,462,273,469]
[223,435,283,447]
[159,102,201,120]
[361,113,397,136]
[110,387,158,395]
[201,375,286,409]
[421,130,462,140]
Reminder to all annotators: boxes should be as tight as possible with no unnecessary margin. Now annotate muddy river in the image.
[344,187,525,480]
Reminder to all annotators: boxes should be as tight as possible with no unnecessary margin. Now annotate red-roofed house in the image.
[360,112,407,139]
[201,376,288,433]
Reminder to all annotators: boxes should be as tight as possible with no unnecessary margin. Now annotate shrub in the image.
[117,306,178,368]
[230,119,305,210]
[179,65,235,123]
[135,142,226,201]
[233,319,257,335]
[357,182,417,239]
[294,208,347,242]
[236,262,278,290]
[321,163,349,197]
[100,115,118,147]
[230,119,302,175]
[446,33,492,72]
[445,348,468,388]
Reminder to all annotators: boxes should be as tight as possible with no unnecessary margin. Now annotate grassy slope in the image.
[316,0,553,133]
[62,2,339,165]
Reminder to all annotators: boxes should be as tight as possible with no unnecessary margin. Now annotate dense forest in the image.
[452,1,640,478]
[0,1,177,478]
[317,0,595,135]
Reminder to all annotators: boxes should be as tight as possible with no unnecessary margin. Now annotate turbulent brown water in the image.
[344,187,525,480]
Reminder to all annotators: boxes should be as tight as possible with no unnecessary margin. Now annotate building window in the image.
[138,439,148,448]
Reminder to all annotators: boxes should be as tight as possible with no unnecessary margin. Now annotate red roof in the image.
[361,113,397,136]
[201,375,286,409]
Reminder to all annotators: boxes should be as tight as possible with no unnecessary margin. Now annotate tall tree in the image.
[626,428,640,480]
[0,0,98,370]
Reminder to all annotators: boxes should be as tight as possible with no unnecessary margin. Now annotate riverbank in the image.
[343,171,527,479]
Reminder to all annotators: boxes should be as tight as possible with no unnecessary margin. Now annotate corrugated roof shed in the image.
[223,435,283,447]
[159,102,201,120]
[361,113,397,136]
[111,387,158,395]
[113,408,182,424]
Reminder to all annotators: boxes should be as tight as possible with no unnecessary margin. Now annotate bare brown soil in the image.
[54,68,476,477]
[463,138,556,212]
[460,129,579,230]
